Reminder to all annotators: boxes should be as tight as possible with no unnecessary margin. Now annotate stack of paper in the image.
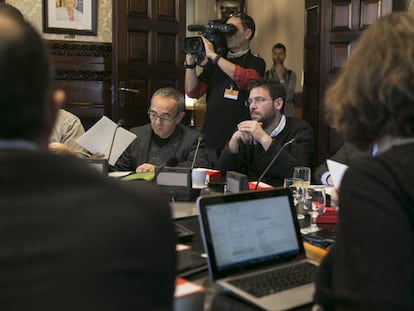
[326,159,349,187]
[76,116,137,165]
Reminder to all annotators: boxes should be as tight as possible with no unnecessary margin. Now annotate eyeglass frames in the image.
[244,96,272,107]
[147,109,179,122]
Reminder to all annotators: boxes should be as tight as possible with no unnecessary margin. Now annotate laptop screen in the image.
[197,188,306,280]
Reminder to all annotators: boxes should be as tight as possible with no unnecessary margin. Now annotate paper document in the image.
[76,116,136,166]
[326,159,348,188]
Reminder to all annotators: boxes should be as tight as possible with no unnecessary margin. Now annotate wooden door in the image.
[112,0,186,129]
[303,0,392,166]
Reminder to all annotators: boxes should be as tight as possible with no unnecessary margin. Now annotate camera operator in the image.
[185,13,265,164]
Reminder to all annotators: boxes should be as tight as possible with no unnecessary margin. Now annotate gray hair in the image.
[152,87,185,112]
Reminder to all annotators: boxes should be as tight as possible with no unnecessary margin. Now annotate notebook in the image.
[196,188,318,311]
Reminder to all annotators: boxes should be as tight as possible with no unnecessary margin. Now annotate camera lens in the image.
[191,40,201,50]
[184,37,204,54]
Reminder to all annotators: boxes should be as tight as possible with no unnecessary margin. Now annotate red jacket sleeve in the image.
[186,81,207,99]
[233,66,261,89]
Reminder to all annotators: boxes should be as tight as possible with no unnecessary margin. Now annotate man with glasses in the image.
[113,87,210,172]
[216,78,313,186]
[185,13,265,164]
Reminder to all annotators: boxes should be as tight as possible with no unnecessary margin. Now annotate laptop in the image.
[196,188,318,311]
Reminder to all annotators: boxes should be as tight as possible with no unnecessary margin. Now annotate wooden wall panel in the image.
[303,0,393,168]
[48,40,112,129]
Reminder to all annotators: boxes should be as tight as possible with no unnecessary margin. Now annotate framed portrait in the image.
[43,0,97,36]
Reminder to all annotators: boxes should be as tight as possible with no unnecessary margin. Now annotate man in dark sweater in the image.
[216,78,314,186]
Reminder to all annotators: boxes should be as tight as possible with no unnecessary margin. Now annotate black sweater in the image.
[314,143,414,310]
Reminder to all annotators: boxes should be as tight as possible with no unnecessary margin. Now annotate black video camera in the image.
[184,20,237,56]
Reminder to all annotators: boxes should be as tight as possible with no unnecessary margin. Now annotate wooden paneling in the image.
[113,0,186,129]
[303,0,393,167]
[48,40,112,129]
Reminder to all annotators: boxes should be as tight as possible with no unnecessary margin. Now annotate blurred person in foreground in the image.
[313,12,414,311]
[0,4,89,159]
[0,6,176,311]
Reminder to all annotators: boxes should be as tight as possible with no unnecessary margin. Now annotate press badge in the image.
[224,87,239,100]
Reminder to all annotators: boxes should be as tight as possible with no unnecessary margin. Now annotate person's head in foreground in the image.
[325,12,414,150]
[313,12,414,311]
[0,5,55,148]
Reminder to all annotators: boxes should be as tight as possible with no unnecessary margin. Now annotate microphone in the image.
[107,119,125,165]
[254,138,296,190]
[191,136,203,170]
[152,157,179,183]
[187,24,205,32]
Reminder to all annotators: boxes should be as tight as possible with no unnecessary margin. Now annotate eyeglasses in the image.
[244,96,272,107]
[147,109,179,122]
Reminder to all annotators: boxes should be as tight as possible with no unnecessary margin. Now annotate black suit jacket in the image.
[113,124,210,171]
[314,143,372,184]
[0,149,176,311]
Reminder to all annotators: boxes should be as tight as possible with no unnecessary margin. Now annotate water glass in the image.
[301,188,326,234]
[283,177,305,220]
[293,166,311,197]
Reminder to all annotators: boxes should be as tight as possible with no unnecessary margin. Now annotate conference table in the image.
[170,192,336,311]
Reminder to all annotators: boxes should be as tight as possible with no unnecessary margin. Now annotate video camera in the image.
[184,20,237,56]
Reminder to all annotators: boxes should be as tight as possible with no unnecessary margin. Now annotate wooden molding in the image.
[47,40,112,58]
[54,70,112,81]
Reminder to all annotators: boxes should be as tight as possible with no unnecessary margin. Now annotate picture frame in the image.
[42,0,97,36]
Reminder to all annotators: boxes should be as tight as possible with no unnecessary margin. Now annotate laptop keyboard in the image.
[228,262,317,298]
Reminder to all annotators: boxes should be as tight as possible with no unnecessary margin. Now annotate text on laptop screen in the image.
[205,195,300,271]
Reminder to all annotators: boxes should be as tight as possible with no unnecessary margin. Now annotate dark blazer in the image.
[114,124,210,171]
[0,149,176,311]
[314,144,414,309]
[314,143,372,184]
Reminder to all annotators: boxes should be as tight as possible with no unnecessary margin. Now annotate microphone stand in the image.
[107,119,124,165]
[191,136,203,170]
[254,138,295,190]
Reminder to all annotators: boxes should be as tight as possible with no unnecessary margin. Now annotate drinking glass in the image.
[301,188,326,234]
[283,177,305,220]
[293,166,311,198]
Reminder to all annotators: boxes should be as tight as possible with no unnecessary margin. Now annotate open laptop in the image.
[196,188,318,311]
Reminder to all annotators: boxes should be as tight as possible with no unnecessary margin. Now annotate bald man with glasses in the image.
[216,78,314,186]
[113,87,210,172]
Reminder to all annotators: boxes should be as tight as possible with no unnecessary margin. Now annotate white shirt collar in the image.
[227,49,250,59]
[269,115,286,138]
